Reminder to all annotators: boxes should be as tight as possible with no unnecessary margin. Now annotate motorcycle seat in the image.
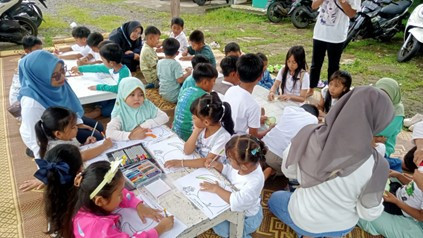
[380,1,411,18]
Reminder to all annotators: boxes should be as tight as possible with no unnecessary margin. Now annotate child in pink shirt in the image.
[73,161,174,237]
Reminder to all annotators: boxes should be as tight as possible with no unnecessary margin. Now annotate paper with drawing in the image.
[173,168,232,219]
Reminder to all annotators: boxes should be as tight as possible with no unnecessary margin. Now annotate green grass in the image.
[35,6,423,116]
[38,14,70,46]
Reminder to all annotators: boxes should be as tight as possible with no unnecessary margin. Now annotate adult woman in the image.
[109,21,143,72]
[268,86,394,237]
[374,78,405,171]
[18,50,104,159]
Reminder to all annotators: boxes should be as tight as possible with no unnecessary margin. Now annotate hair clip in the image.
[89,159,122,199]
[251,148,260,156]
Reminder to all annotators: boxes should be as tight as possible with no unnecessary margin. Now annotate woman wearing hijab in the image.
[109,21,143,72]
[373,78,405,172]
[18,50,104,159]
[267,86,394,237]
[106,77,168,140]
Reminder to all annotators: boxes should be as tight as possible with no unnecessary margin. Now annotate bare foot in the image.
[306,88,314,97]
[263,167,276,180]
[84,108,101,119]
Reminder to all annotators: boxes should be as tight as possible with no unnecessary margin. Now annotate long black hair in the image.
[43,144,82,238]
[190,92,234,135]
[35,107,76,158]
[73,161,123,217]
[323,70,352,113]
[280,46,307,94]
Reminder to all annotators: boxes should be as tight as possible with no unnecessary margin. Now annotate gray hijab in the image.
[286,86,394,208]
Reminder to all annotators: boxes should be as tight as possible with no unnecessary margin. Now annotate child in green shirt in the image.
[71,43,131,118]
[181,30,216,67]
[172,63,218,141]
[141,26,161,88]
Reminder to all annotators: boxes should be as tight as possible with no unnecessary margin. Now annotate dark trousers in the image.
[76,116,104,144]
[383,181,404,216]
[309,39,344,88]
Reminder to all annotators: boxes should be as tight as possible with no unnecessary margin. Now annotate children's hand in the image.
[181,51,188,57]
[155,47,163,53]
[164,160,183,168]
[129,127,150,140]
[134,53,140,60]
[268,91,275,101]
[77,58,89,66]
[373,136,387,144]
[102,137,113,149]
[19,179,44,192]
[383,191,399,204]
[200,181,220,193]
[70,66,82,76]
[154,216,174,235]
[84,136,97,145]
[204,158,219,169]
[180,56,190,61]
[185,67,192,75]
[136,203,163,223]
[279,95,291,101]
[88,86,97,90]
[125,50,134,55]
[389,169,401,178]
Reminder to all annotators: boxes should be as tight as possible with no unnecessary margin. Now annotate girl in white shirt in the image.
[35,107,113,161]
[165,92,234,169]
[106,77,169,140]
[318,70,352,115]
[268,46,309,103]
[200,135,266,238]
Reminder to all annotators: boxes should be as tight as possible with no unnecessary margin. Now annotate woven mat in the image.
[0,55,415,237]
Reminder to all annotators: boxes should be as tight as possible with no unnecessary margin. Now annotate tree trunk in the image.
[171,0,180,18]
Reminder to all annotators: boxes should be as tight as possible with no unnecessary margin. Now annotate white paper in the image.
[173,168,232,219]
[146,136,197,174]
[145,179,171,199]
[115,193,187,238]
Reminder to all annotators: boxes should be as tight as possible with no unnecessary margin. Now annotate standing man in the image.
[308,0,360,96]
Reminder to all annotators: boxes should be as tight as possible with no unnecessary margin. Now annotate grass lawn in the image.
[33,5,423,116]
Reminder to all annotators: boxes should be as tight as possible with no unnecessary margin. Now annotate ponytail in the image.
[225,135,267,164]
[35,120,49,158]
[221,102,234,135]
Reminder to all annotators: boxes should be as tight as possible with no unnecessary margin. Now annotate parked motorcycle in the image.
[288,0,318,29]
[0,0,38,43]
[397,3,423,62]
[10,0,46,27]
[267,0,293,23]
[344,0,413,49]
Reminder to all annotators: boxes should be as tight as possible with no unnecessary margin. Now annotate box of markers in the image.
[106,143,163,190]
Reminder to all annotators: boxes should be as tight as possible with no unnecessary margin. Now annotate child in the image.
[268,46,309,103]
[157,38,192,103]
[224,53,270,138]
[318,70,352,115]
[35,107,113,161]
[224,42,241,57]
[173,63,218,141]
[213,55,239,96]
[34,144,83,237]
[77,32,104,66]
[141,26,161,88]
[72,43,131,118]
[262,104,319,179]
[165,92,234,169]
[9,36,43,109]
[256,53,274,90]
[383,153,423,220]
[180,55,210,92]
[106,77,169,140]
[201,135,266,238]
[181,30,216,67]
[170,17,188,53]
[73,161,174,237]
[56,26,91,60]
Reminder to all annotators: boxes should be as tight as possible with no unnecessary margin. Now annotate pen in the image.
[90,121,98,138]
[207,148,225,169]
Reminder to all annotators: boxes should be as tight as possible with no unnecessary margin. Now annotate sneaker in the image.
[404,113,423,127]
[317,80,327,88]
[26,148,34,158]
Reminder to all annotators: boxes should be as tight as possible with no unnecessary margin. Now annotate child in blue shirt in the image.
[181,30,216,67]
[257,52,274,90]
[157,38,192,103]
[71,43,131,118]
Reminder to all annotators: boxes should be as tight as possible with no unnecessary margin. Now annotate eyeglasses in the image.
[51,65,67,81]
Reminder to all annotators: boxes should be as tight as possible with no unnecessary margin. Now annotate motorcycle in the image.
[288,0,318,29]
[397,3,423,62]
[10,0,47,27]
[0,0,38,43]
[344,0,413,49]
[266,0,294,23]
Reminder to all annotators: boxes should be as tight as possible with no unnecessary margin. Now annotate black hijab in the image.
[109,21,143,50]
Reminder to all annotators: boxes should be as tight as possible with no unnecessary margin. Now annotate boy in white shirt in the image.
[169,17,188,54]
[77,32,104,66]
[224,54,271,138]
[55,26,92,60]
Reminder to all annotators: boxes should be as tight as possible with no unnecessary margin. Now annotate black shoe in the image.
[26,148,34,158]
